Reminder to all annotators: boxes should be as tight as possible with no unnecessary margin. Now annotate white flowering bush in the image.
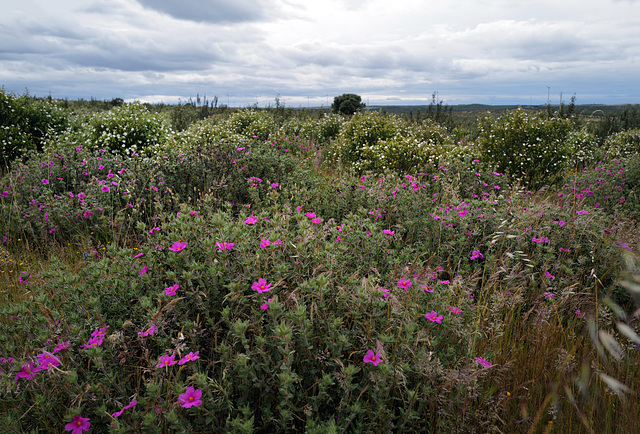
[65,103,173,156]
[224,110,278,141]
[281,113,345,144]
[563,129,601,168]
[333,112,455,173]
[604,129,640,160]
[477,108,573,188]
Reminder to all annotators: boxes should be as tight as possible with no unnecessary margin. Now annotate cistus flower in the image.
[64,414,91,433]
[215,242,234,250]
[252,278,272,293]
[425,310,443,323]
[156,354,177,368]
[164,283,179,296]
[178,351,200,365]
[397,279,412,290]
[363,349,383,366]
[36,353,61,370]
[178,386,203,408]
[168,241,187,252]
[15,361,40,383]
[475,357,492,368]
[244,215,257,225]
[449,306,462,314]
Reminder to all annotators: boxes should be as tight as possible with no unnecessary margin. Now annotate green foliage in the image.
[1,89,69,168]
[332,93,365,116]
[604,128,640,160]
[62,103,173,156]
[333,112,458,174]
[225,110,279,141]
[564,128,601,169]
[477,108,573,189]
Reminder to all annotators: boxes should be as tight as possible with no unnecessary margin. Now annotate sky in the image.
[1,0,639,106]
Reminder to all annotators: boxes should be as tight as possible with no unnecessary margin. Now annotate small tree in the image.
[332,93,365,115]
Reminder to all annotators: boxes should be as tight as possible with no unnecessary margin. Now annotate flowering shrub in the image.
[604,128,640,160]
[477,108,573,188]
[1,89,69,167]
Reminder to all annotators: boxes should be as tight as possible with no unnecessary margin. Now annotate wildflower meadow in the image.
[1,89,640,432]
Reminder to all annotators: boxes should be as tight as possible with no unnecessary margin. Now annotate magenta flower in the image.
[576,210,588,214]
[178,351,200,365]
[216,242,234,250]
[42,179,49,185]
[252,278,272,293]
[305,212,316,219]
[422,285,434,293]
[101,185,110,193]
[458,209,468,218]
[475,357,492,368]
[244,215,257,225]
[544,292,555,300]
[178,386,203,408]
[36,353,61,370]
[271,183,279,189]
[139,266,148,276]
[383,229,394,235]
[83,335,104,348]
[425,310,443,323]
[470,250,484,260]
[92,326,109,338]
[64,414,91,433]
[545,271,555,280]
[311,218,322,224]
[260,297,274,310]
[138,324,158,337]
[169,241,187,252]
[54,340,70,352]
[363,350,383,366]
[112,400,137,418]
[378,287,390,298]
[260,238,271,249]
[576,309,585,319]
[397,279,412,290]
[156,354,177,368]
[449,306,462,314]
[164,283,179,296]
[15,362,40,383]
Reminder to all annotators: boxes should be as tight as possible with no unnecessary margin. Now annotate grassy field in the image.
[1,91,639,432]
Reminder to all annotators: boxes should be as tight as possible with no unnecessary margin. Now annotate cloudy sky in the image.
[1,0,639,106]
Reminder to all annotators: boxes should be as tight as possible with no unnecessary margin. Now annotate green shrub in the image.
[225,110,278,141]
[70,103,173,156]
[604,128,640,160]
[564,128,601,169]
[1,89,69,168]
[281,113,345,144]
[477,108,573,189]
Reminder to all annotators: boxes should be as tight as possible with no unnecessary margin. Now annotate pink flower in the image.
[139,265,148,276]
[470,250,484,260]
[101,185,110,193]
[425,310,443,323]
[271,183,279,189]
[544,292,555,300]
[363,349,383,366]
[244,215,257,225]
[311,218,322,224]
[305,212,316,219]
[576,309,585,319]
[64,414,91,433]
[164,284,179,296]
[296,205,303,211]
[260,238,271,249]
[138,325,158,337]
[36,353,61,370]
[378,287,390,298]
[261,298,274,309]
[397,279,412,290]
[112,400,137,418]
[438,280,450,285]
[54,340,70,352]
[252,278,272,293]
[422,285,434,293]
[620,198,625,203]
[475,357,492,368]
[458,209,468,218]
[168,241,187,252]
[178,351,200,365]
[216,242,234,250]
[42,179,49,185]
[15,362,40,383]
[83,335,104,348]
[576,210,588,214]
[449,306,462,314]
[545,271,555,280]
[92,326,109,338]
[156,354,177,368]
[178,386,203,408]
[383,230,394,235]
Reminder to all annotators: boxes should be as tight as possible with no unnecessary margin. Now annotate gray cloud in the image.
[134,0,274,23]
